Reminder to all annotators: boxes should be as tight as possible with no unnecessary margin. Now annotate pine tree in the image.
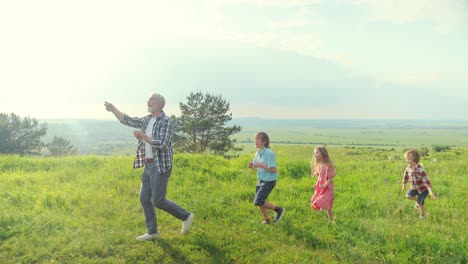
[172,92,242,156]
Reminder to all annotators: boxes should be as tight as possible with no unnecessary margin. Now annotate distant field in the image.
[43,118,468,155]
[233,120,468,147]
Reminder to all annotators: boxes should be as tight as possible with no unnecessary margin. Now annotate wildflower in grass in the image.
[402,149,437,219]
[249,132,285,224]
[310,146,335,222]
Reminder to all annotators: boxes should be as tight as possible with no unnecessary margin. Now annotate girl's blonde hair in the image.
[312,146,333,173]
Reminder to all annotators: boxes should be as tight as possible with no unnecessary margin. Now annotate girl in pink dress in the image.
[310,146,336,222]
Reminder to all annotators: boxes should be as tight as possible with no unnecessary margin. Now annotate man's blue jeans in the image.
[140,163,190,234]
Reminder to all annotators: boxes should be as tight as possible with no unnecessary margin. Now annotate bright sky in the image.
[1,0,467,120]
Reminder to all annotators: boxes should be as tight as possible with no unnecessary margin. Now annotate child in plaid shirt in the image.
[402,149,437,219]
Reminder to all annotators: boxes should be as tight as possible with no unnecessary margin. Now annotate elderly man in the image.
[105,93,194,241]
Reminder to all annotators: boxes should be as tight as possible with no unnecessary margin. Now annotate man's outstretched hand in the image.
[104,101,116,112]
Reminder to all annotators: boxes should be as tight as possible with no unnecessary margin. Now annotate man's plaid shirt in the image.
[402,164,432,193]
[121,111,173,173]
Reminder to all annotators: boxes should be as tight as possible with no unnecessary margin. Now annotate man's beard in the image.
[147,106,153,113]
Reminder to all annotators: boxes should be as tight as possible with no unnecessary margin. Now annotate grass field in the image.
[1,146,467,263]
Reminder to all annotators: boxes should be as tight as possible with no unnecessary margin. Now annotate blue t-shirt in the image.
[253,147,277,181]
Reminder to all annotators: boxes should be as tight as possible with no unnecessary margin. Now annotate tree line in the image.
[0,92,242,157]
[0,113,78,156]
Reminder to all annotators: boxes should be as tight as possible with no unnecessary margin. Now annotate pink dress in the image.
[311,164,335,211]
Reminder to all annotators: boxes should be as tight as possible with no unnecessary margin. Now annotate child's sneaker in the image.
[274,207,285,223]
[418,215,426,220]
[262,219,272,224]
[414,202,420,209]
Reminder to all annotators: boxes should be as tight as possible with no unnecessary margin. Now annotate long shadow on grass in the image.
[282,224,327,251]
[193,235,236,264]
[157,239,192,264]
[157,236,235,264]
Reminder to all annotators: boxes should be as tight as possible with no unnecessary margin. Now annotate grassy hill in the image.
[1,147,467,263]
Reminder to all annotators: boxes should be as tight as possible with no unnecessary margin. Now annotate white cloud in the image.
[189,1,355,69]
[1,0,466,120]
[266,19,316,30]
[213,0,320,8]
[352,0,468,33]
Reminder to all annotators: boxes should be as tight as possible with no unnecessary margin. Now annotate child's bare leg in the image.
[406,195,417,202]
[259,202,278,222]
[262,201,276,210]
[327,209,333,221]
[419,205,425,216]
[259,206,269,220]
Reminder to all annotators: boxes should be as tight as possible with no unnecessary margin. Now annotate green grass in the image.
[1,148,467,263]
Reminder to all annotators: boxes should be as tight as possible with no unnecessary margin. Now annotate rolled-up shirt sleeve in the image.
[121,114,145,129]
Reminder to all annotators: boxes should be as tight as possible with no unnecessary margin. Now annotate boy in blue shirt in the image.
[248,132,285,224]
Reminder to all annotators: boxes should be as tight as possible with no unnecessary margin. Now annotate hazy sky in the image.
[1,0,467,120]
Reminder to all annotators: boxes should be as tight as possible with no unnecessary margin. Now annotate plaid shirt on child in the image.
[121,111,173,173]
[402,164,432,193]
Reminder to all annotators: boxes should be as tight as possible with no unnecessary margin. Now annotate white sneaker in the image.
[136,233,159,241]
[181,213,195,234]
[419,215,426,220]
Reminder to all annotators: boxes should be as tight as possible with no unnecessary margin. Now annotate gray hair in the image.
[152,93,166,109]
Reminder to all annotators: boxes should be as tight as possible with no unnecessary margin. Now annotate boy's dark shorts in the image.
[407,189,429,205]
[254,180,276,206]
